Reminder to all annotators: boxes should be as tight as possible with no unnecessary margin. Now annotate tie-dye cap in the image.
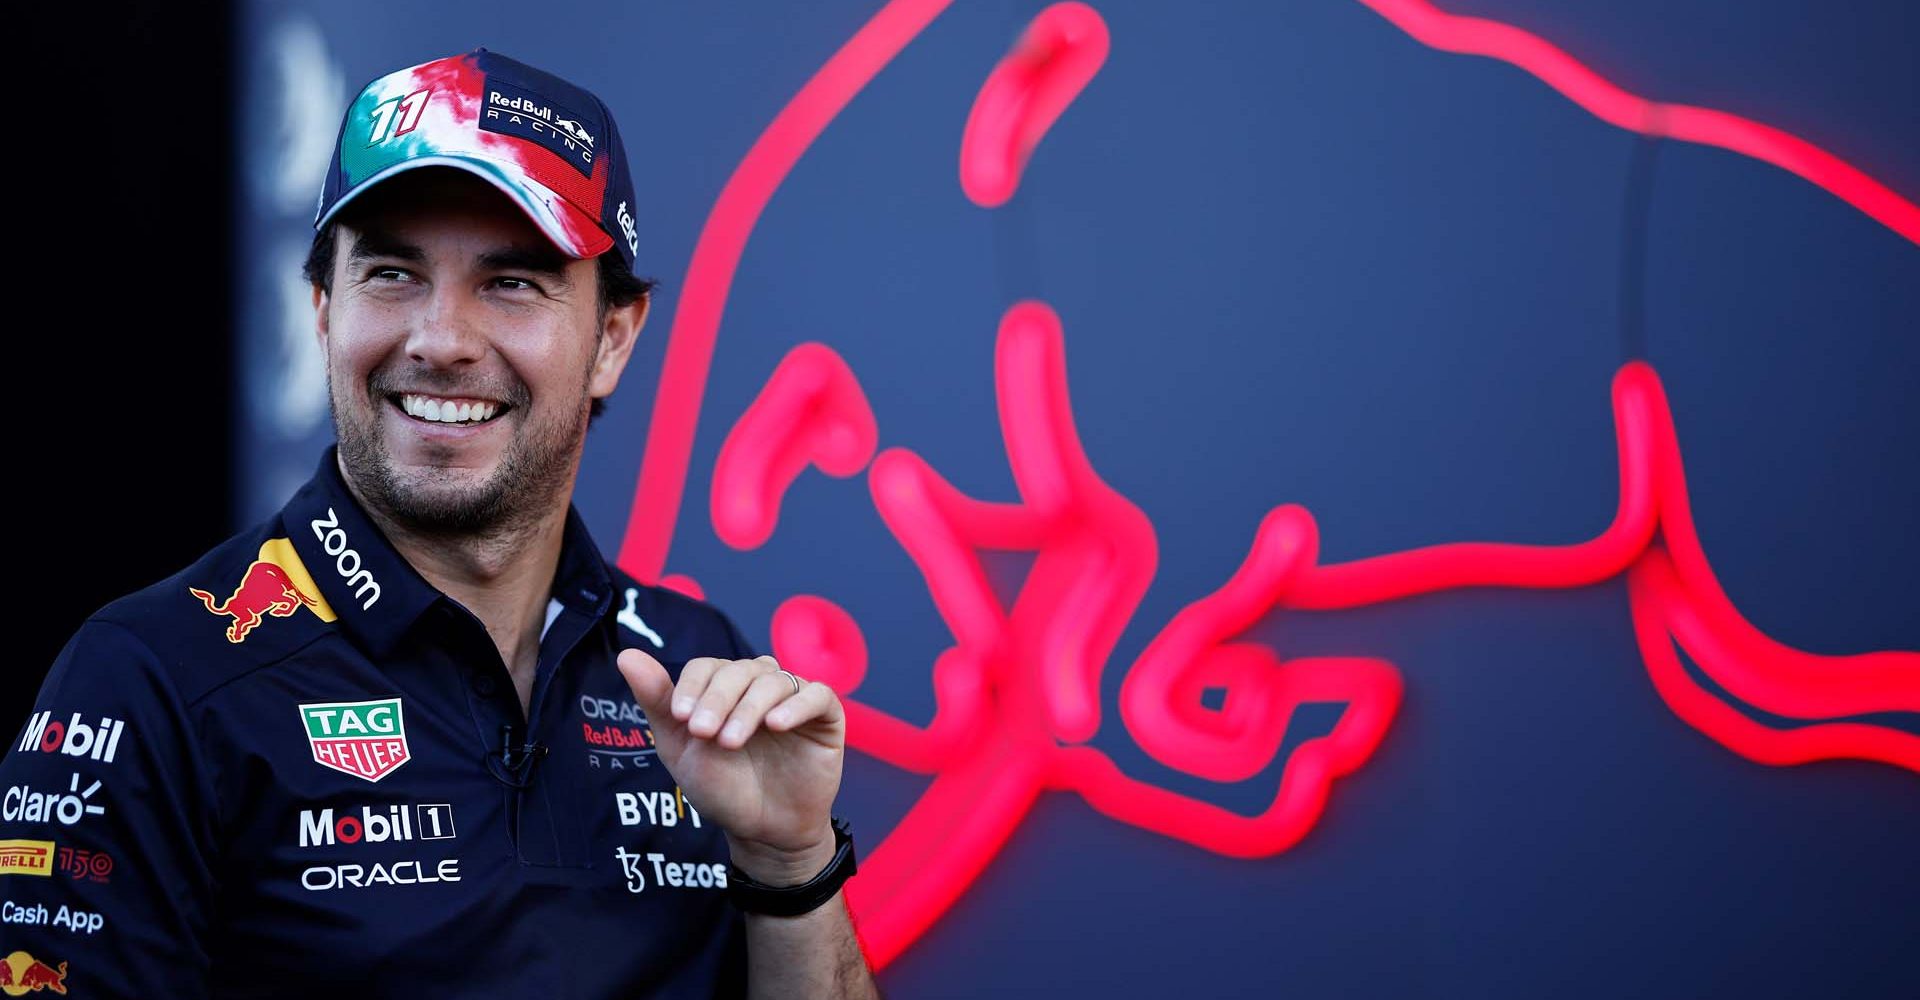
[315,48,641,271]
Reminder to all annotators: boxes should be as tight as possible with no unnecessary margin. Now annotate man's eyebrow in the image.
[478,245,575,285]
[345,228,427,267]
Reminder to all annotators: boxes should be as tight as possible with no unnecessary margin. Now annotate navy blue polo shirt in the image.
[1,449,755,998]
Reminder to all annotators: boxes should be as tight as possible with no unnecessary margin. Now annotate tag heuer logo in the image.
[299,698,410,782]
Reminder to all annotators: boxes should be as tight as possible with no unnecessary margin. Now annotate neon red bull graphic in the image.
[612,0,1919,969]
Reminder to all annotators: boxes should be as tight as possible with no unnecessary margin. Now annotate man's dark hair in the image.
[302,221,655,422]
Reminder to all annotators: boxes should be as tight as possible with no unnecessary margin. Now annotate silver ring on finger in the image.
[777,668,802,695]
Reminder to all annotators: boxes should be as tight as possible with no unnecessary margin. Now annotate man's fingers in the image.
[670,657,724,721]
[616,648,673,722]
[766,681,844,733]
[716,672,799,749]
[688,656,778,738]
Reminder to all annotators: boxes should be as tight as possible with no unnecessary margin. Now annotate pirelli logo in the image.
[0,839,55,876]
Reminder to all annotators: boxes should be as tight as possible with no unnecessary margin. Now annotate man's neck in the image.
[339,462,573,718]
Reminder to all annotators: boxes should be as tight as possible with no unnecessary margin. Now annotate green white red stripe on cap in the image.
[316,50,622,261]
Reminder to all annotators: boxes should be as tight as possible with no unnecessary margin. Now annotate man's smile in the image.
[388,391,512,429]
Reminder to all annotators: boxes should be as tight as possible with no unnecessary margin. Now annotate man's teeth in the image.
[400,394,501,424]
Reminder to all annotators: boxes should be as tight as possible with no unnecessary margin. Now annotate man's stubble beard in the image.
[330,364,591,542]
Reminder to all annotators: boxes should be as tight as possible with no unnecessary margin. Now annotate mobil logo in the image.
[16,712,127,765]
[297,804,455,847]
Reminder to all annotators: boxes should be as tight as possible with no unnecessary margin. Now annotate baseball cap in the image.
[315,48,641,271]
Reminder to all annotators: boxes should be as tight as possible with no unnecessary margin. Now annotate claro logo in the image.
[310,508,381,610]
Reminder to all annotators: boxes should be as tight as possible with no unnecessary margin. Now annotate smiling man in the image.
[0,49,877,999]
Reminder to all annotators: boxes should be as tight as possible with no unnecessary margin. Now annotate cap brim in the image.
[315,153,614,259]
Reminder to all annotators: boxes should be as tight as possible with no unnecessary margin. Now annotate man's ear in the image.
[313,283,331,351]
[588,291,650,402]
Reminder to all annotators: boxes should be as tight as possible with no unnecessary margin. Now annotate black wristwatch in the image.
[726,817,858,917]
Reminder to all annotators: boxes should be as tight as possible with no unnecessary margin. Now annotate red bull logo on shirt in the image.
[188,538,338,643]
[0,951,67,995]
[298,699,410,783]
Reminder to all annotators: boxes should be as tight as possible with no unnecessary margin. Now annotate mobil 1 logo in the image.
[299,803,457,846]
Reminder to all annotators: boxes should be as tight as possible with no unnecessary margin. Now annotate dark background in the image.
[18,1,1919,996]
[14,2,233,739]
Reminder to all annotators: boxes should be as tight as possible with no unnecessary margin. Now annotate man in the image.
[0,49,878,998]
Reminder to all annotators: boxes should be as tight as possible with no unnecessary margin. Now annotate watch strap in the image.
[726,817,858,917]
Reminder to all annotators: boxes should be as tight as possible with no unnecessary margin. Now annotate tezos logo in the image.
[16,712,127,764]
[2,776,105,827]
[298,804,456,846]
[311,507,381,610]
[299,698,410,782]
[613,847,727,894]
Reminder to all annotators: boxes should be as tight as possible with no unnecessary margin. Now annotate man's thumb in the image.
[617,647,674,722]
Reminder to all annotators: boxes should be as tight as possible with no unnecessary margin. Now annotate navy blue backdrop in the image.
[235,1,1918,995]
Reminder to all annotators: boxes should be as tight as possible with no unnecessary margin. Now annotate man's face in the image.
[314,168,644,535]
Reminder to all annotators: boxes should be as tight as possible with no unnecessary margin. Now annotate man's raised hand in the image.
[616,648,845,883]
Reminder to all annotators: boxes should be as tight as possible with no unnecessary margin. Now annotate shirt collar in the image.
[278,447,618,657]
[551,503,616,622]
[279,447,444,656]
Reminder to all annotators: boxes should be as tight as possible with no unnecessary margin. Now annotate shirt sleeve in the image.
[1,618,217,999]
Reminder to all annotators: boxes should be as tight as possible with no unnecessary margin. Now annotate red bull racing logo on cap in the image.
[299,698,410,783]
[0,951,67,995]
[188,538,338,643]
[481,77,599,177]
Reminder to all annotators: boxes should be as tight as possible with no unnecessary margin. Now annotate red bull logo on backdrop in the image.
[604,0,1919,969]
[188,538,338,643]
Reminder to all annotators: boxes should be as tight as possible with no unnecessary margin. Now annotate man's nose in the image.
[404,283,487,368]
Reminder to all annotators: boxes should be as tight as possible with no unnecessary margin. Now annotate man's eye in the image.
[493,276,541,292]
[370,268,414,282]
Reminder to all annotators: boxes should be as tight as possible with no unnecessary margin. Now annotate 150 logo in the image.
[54,847,111,884]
